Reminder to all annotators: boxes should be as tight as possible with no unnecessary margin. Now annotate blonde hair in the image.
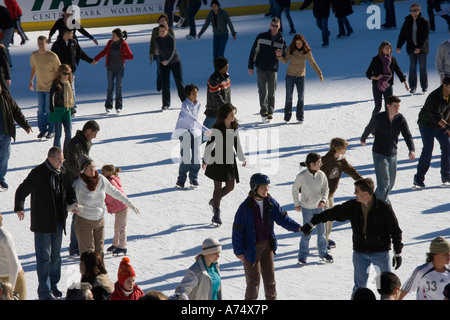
[0,280,14,300]
[101,164,121,177]
[329,138,349,153]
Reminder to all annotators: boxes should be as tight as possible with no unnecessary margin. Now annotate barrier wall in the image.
[20,0,305,31]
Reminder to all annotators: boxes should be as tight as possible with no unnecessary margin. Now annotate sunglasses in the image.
[410,9,418,12]
[271,24,280,28]
[63,72,71,76]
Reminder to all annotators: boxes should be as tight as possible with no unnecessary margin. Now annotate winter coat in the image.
[0,5,14,30]
[204,70,231,118]
[172,98,207,140]
[94,39,133,67]
[104,175,128,214]
[435,40,450,78]
[149,26,174,59]
[361,111,415,157]
[0,89,30,141]
[321,151,362,195]
[4,0,22,20]
[0,45,11,91]
[309,195,403,254]
[331,0,353,18]
[51,37,93,73]
[277,48,322,79]
[0,226,22,289]
[110,282,144,300]
[291,169,329,209]
[204,122,245,183]
[232,195,301,265]
[248,30,286,72]
[155,34,180,65]
[175,258,222,300]
[82,273,115,300]
[396,13,430,54]
[417,85,450,130]
[73,175,134,221]
[366,54,406,86]
[300,0,331,19]
[63,130,92,183]
[14,161,77,234]
[198,8,236,37]
[48,18,95,43]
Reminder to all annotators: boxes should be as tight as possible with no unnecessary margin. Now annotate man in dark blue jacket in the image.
[360,95,415,203]
[232,173,301,300]
[248,18,286,123]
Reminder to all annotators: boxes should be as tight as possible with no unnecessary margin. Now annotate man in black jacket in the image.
[15,146,78,300]
[203,57,231,129]
[360,95,415,203]
[301,178,403,298]
[51,29,95,114]
[248,17,286,123]
[396,3,430,94]
[413,78,450,188]
[0,85,32,191]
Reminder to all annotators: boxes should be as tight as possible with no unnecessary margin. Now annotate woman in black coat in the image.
[366,41,409,115]
[202,104,246,225]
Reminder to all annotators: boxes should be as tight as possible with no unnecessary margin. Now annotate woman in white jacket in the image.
[72,154,139,257]
[292,153,332,265]
[174,237,222,300]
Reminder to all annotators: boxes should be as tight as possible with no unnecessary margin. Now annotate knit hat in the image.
[201,237,222,256]
[78,154,93,174]
[117,257,136,288]
[214,57,228,71]
[429,236,450,254]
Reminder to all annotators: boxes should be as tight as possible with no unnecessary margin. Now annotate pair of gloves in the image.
[301,222,402,270]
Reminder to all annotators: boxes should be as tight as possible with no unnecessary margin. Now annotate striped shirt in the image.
[401,262,450,300]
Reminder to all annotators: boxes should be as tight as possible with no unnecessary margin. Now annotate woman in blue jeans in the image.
[49,64,74,150]
[93,28,133,114]
[276,34,323,123]
[291,153,332,265]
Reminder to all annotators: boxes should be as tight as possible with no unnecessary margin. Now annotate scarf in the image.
[80,170,100,191]
[377,53,392,93]
[45,159,61,195]
[63,80,74,110]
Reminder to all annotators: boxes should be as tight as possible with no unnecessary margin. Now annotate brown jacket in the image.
[277,49,323,79]
[0,89,31,141]
[321,151,362,195]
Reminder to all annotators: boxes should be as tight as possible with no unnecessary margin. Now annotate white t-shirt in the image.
[401,262,450,300]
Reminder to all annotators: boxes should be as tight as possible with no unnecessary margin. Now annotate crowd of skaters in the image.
[0,0,449,301]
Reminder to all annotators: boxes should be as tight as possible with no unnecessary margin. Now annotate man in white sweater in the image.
[436,33,450,83]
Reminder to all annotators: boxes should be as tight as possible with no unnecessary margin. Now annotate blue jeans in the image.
[384,0,396,27]
[298,207,328,260]
[276,5,295,31]
[53,118,72,150]
[337,16,353,36]
[284,75,304,122]
[408,52,428,91]
[352,250,390,297]
[373,152,397,204]
[34,223,63,299]
[213,33,228,60]
[37,91,54,134]
[0,134,11,184]
[106,68,124,110]
[187,1,201,37]
[177,131,202,184]
[414,125,450,184]
[316,18,329,46]
[69,213,79,255]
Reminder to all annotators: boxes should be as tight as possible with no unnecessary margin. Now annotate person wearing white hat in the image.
[173,237,222,300]
[399,236,450,300]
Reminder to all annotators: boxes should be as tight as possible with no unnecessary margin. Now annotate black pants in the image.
[160,61,186,107]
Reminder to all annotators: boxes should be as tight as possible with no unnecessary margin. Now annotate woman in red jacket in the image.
[93,28,133,114]
[4,0,28,45]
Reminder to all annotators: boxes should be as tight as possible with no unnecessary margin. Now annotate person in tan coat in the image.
[276,34,323,123]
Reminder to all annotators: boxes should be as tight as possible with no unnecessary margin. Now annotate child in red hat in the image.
[110,257,144,300]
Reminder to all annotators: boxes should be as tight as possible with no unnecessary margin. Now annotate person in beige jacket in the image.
[276,34,323,123]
